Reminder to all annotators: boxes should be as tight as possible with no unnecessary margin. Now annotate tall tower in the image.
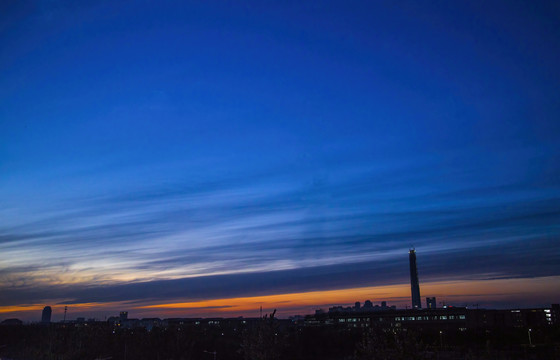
[41,306,52,323]
[409,248,421,309]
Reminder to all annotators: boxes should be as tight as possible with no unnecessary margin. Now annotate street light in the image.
[528,328,532,347]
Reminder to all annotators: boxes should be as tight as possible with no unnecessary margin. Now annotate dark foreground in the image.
[1,320,559,360]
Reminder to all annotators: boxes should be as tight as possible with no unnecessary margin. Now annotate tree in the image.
[242,310,284,360]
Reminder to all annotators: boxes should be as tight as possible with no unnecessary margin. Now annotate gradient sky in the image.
[1,1,560,321]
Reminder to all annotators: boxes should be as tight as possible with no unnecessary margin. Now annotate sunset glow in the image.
[2,276,558,321]
[2,1,559,324]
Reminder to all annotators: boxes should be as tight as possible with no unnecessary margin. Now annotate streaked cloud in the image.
[1,1,559,321]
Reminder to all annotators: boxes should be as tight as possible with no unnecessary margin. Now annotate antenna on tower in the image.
[63,306,68,323]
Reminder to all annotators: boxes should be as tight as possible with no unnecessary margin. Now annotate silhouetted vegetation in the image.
[354,328,428,360]
[242,310,285,360]
[0,322,558,359]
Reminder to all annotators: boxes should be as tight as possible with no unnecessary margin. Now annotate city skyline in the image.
[2,1,560,322]
[4,250,558,322]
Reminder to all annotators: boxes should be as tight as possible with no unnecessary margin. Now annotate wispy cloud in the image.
[1,146,559,310]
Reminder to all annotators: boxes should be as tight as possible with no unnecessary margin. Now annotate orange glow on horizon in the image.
[137,276,560,313]
[2,276,558,320]
[0,301,129,315]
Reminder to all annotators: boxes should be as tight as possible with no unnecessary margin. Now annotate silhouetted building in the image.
[466,307,556,329]
[409,248,421,309]
[120,311,128,322]
[552,304,560,325]
[426,297,436,309]
[41,306,52,323]
[309,307,468,330]
[140,318,164,330]
[1,318,23,326]
[328,301,396,314]
[309,306,555,330]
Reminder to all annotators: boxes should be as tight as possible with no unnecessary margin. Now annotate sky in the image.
[1,0,559,321]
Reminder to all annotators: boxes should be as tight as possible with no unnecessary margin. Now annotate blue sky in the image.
[1,1,559,319]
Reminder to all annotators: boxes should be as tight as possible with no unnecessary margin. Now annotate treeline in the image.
[0,319,558,359]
